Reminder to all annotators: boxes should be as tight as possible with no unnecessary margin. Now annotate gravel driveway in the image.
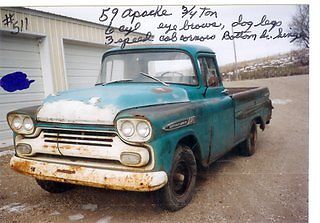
[0,75,308,223]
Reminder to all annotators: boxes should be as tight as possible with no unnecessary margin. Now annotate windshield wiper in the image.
[100,79,133,86]
[139,72,169,86]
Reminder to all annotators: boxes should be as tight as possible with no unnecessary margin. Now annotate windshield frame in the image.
[98,49,200,87]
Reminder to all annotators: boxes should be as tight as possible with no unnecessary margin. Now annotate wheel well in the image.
[177,135,203,169]
[254,116,265,130]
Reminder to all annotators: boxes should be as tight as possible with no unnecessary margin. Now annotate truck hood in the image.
[37,83,189,125]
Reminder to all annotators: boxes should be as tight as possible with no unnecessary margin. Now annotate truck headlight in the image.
[12,116,23,130]
[7,114,35,135]
[23,117,34,131]
[117,119,152,142]
[120,121,135,137]
[136,121,150,138]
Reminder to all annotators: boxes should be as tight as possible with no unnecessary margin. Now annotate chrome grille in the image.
[43,129,116,147]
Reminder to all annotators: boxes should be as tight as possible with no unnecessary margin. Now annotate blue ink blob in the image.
[0,71,35,92]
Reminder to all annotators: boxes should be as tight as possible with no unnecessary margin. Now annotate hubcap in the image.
[172,161,191,196]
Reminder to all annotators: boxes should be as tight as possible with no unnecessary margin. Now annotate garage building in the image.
[0,7,145,146]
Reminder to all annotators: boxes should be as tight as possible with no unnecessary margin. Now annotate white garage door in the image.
[64,42,109,90]
[0,34,44,146]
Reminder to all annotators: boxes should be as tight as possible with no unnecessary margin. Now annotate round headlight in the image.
[136,121,150,138]
[23,117,34,131]
[120,121,134,137]
[12,116,23,130]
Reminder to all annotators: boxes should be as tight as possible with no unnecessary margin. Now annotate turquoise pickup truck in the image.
[7,44,272,211]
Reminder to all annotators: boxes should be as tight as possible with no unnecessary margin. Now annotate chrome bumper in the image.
[10,156,168,192]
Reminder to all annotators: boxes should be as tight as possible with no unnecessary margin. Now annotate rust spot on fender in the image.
[152,87,172,94]
[134,114,145,119]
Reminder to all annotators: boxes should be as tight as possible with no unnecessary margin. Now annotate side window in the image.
[206,57,218,80]
[198,57,220,87]
[198,57,209,85]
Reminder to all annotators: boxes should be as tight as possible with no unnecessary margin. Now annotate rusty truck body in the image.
[7,44,272,211]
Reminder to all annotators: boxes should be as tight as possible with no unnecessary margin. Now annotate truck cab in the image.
[7,44,272,211]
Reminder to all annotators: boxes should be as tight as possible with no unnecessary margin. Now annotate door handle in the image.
[221,89,229,95]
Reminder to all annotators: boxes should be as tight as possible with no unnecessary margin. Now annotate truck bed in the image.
[226,87,269,101]
[226,86,272,144]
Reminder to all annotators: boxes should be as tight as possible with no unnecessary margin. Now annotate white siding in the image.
[0,34,44,142]
[0,7,145,93]
[0,7,146,146]
[64,42,109,89]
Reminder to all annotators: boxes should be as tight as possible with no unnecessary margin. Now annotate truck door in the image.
[198,55,235,159]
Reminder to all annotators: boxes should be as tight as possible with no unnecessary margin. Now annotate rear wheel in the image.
[156,145,197,211]
[36,179,75,193]
[239,121,257,156]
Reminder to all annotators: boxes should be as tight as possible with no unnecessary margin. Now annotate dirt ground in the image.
[0,75,308,223]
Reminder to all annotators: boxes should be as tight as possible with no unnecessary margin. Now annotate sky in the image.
[32,5,301,65]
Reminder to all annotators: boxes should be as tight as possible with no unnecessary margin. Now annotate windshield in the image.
[98,51,197,85]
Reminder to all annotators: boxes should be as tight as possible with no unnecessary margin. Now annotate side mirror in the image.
[208,76,219,87]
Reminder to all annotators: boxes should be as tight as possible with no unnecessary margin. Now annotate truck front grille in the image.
[43,129,117,147]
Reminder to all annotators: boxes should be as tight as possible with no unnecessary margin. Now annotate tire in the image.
[36,179,75,193]
[157,145,197,211]
[239,121,258,156]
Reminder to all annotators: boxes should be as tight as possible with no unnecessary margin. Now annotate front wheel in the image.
[36,179,76,193]
[156,145,197,211]
[239,121,258,156]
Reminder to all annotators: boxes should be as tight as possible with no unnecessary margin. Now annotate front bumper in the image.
[10,156,168,192]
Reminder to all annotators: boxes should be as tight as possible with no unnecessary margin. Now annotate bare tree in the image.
[289,5,309,48]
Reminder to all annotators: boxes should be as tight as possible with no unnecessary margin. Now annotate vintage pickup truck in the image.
[7,44,272,211]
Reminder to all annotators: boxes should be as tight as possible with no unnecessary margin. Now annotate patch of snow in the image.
[96,216,113,223]
[49,210,61,216]
[272,99,292,105]
[88,97,101,105]
[68,213,85,221]
[0,203,26,213]
[81,203,98,211]
[0,150,14,157]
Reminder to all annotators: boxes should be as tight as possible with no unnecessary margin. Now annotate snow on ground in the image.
[0,150,14,157]
[272,99,293,105]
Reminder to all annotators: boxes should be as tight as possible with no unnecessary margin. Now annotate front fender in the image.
[149,128,199,173]
[116,102,211,174]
